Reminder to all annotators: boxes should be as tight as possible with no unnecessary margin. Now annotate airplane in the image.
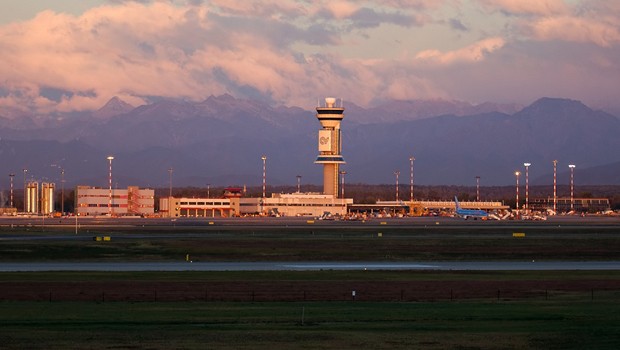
[454,196,488,220]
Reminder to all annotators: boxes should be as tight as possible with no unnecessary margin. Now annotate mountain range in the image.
[0,95,619,189]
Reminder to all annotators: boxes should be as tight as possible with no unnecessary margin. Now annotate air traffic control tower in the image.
[315,97,345,196]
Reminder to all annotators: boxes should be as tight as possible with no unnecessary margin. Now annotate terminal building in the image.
[75,186,154,216]
[529,197,610,212]
[160,188,352,218]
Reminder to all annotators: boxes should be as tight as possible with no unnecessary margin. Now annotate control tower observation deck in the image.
[315,97,345,197]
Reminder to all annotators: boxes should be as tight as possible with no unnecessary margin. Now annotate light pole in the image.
[60,168,65,214]
[523,163,531,212]
[207,184,210,199]
[409,156,415,202]
[515,171,520,211]
[261,156,267,199]
[296,175,302,193]
[569,164,576,211]
[553,160,558,212]
[475,176,480,202]
[168,168,173,198]
[107,156,114,216]
[339,171,346,199]
[9,173,15,208]
[22,168,27,212]
[394,171,400,202]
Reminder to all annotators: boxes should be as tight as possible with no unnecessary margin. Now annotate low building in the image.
[159,190,353,218]
[255,192,352,217]
[75,186,154,216]
[529,197,610,212]
[160,197,233,218]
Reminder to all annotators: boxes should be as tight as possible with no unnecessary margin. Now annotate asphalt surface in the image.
[1,214,619,228]
[2,261,620,272]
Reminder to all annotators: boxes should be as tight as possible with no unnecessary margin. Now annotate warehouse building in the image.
[75,186,154,216]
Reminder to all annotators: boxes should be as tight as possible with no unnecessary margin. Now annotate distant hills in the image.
[0,95,618,188]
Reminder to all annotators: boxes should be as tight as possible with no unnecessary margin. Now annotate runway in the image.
[2,261,620,272]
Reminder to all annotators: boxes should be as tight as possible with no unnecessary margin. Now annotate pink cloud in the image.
[0,0,618,115]
[478,0,569,16]
[525,16,620,47]
[414,37,506,65]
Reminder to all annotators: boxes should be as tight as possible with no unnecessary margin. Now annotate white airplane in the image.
[454,196,488,220]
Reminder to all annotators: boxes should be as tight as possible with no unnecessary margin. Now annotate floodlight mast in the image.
[168,168,173,198]
[261,156,267,199]
[515,171,521,212]
[553,160,558,212]
[107,156,114,216]
[523,163,531,212]
[409,156,415,202]
[394,171,400,202]
[569,164,576,210]
[9,173,15,208]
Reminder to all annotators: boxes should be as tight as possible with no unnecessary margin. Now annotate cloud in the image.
[524,16,620,47]
[414,37,506,65]
[449,18,468,31]
[476,0,620,48]
[477,0,570,16]
[0,0,618,116]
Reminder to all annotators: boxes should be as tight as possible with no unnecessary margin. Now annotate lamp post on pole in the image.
[207,184,210,199]
[569,164,576,211]
[409,156,415,202]
[523,163,531,212]
[515,171,521,212]
[9,173,15,208]
[168,168,173,198]
[339,171,346,199]
[475,176,480,202]
[107,156,114,216]
[296,175,302,193]
[261,156,267,199]
[22,168,27,212]
[60,168,65,214]
[394,171,400,202]
[553,160,558,212]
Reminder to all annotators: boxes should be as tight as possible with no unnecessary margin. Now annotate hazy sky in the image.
[1,0,619,114]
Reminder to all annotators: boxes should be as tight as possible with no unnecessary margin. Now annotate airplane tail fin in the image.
[454,196,461,210]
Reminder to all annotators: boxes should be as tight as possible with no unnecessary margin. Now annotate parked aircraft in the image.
[454,196,488,220]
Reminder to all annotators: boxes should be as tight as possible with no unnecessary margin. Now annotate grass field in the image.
[1,299,620,349]
[2,224,620,261]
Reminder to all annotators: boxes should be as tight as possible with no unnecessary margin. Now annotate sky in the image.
[1,0,619,115]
